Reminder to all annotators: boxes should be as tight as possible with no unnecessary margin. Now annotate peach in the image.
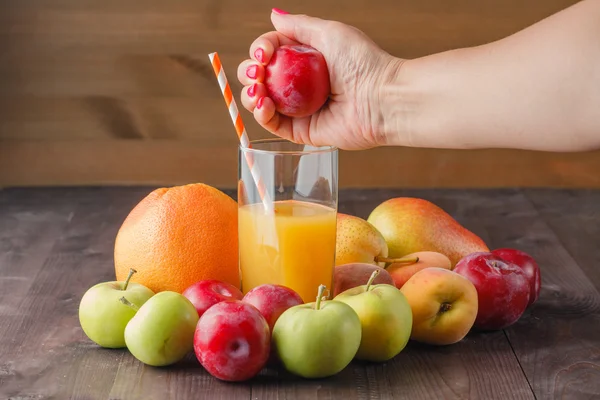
[386,251,452,289]
[264,45,330,118]
[400,267,478,345]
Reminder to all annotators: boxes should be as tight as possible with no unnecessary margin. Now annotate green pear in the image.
[335,270,412,362]
[367,198,489,266]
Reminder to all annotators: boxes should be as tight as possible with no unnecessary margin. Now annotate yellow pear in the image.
[335,214,388,266]
[335,213,419,267]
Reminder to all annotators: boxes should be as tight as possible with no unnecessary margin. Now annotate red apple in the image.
[264,44,330,117]
[182,280,243,318]
[492,248,541,307]
[194,300,270,382]
[454,252,530,330]
[242,284,304,331]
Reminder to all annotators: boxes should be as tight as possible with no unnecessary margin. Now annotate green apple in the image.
[78,269,154,348]
[272,285,361,379]
[123,291,199,367]
[334,270,412,362]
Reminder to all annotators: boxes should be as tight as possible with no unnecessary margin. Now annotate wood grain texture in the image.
[3,187,599,399]
[0,188,144,399]
[2,0,599,188]
[450,190,600,400]
[250,333,537,400]
[524,189,600,292]
[108,353,252,400]
[0,190,76,394]
[346,188,600,398]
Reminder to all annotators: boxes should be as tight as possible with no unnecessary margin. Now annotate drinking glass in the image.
[238,139,338,302]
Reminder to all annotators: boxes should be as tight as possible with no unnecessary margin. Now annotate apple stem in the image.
[440,302,452,313]
[376,256,419,265]
[119,296,139,311]
[122,268,137,291]
[314,284,327,311]
[365,270,380,292]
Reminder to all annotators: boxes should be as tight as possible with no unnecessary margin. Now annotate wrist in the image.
[377,56,418,147]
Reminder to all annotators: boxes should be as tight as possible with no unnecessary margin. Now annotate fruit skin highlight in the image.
[183,279,244,318]
[264,44,330,118]
[367,197,489,266]
[492,248,541,307]
[454,252,530,330]
[114,183,239,294]
[194,301,270,382]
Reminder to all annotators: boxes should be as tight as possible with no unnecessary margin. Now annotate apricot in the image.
[386,251,452,289]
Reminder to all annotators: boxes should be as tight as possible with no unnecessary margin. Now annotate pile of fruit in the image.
[78,183,541,382]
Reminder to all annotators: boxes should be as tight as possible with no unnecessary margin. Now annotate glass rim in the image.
[239,138,337,156]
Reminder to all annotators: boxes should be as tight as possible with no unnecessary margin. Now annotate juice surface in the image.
[238,200,337,303]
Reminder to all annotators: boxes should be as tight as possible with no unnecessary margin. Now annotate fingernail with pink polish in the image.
[246,65,258,79]
[272,8,289,15]
[256,97,265,109]
[254,48,265,64]
[248,84,257,98]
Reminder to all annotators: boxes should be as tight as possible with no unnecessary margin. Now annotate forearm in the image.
[385,0,600,152]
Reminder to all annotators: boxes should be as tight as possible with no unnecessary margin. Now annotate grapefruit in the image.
[114,183,239,293]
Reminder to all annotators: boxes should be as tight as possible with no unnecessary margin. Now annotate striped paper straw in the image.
[208,52,272,211]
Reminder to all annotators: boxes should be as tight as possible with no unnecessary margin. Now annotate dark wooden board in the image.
[348,188,600,398]
[0,189,77,395]
[1,187,599,399]
[524,189,600,292]
[429,189,600,399]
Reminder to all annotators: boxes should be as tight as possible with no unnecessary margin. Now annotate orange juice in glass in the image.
[238,139,338,302]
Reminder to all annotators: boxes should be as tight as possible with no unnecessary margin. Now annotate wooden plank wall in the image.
[1,0,598,188]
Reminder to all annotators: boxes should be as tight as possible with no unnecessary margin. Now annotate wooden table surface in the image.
[1,187,599,400]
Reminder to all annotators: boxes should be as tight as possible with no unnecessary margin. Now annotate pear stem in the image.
[122,268,137,291]
[365,270,380,292]
[119,296,139,311]
[376,255,419,264]
[377,256,419,266]
[314,284,327,311]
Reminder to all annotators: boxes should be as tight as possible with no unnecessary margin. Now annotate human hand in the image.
[237,9,404,150]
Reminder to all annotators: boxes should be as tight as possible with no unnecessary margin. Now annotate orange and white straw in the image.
[208,52,272,211]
